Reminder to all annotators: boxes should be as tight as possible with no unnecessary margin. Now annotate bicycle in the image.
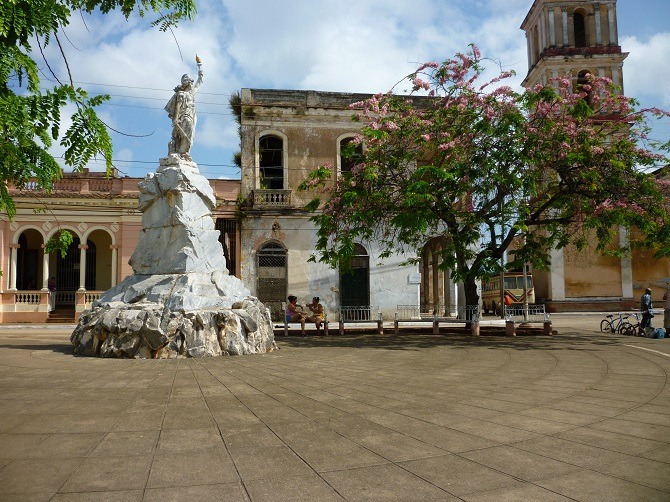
[619,313,644,337]
[600,312,629,334]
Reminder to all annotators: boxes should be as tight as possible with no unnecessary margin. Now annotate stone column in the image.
[426,250,434,310]
[526,33,532,68]
[612,65,621,87]
[620,227,633,298]
[539,13,546,52]
[548,6,556,46]
[594,3,602,45]
[549,247,566,300]
[8,243,19,290]
[110,244,119,287]
[78,244,88,291]
[41,244,49,291]
[562,7,569,46]
[607,3,617,45]
[443,266,452,316]
[432,254,440,313]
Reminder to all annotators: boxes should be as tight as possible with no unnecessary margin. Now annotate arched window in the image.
[257,241,287,320]
[339,136,363,175]
[339,243,370,308]
[259,135,284,189]
[16,230,42,290]
[573,11,587,47]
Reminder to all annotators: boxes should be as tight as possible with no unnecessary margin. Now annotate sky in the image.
[38,0,670,180]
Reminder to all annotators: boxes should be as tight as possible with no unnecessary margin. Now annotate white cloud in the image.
[621,33,670,107]
[30,0,669,177]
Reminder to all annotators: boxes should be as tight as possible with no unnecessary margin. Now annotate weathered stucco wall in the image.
[240,215,418,320]
[563,240,622,297]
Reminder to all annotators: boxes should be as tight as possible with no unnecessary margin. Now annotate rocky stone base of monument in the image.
[71,155,277,358]
[71,273,277,358]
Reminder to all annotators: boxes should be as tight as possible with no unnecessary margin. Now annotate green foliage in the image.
[301,47,670,306]
[44,230,73,258]
[0,0,196,220]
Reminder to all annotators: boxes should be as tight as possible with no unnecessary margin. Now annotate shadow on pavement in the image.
[275,331,624,351]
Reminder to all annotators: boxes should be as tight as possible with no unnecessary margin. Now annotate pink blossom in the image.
[412,78,431,91]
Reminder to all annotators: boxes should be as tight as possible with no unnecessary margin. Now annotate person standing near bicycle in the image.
[641,287,654,330]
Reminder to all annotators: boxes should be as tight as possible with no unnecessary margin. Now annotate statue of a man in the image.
[165,56,203,159]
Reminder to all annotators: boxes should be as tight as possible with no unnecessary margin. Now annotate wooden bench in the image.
[394,305,444,334]
[502,305,552,336]
[394,305,487,335]
[339,306,383,335]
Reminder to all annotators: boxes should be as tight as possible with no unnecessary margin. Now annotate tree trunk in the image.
[463,276,479,321]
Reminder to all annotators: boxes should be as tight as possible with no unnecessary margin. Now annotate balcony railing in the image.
[252,189,292,208]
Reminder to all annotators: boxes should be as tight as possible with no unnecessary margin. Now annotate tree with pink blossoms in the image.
[301,45,670,310]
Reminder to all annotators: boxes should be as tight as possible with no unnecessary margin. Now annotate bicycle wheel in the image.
[620,323,634,336]
[617,322,631,335]
[600,319,613,333]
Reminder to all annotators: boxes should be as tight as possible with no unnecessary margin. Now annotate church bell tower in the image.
[520,0,635,308]
[520,0,628,93]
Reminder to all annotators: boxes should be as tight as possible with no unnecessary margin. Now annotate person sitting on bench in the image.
[286,295,307,335]
[306,296,325,335]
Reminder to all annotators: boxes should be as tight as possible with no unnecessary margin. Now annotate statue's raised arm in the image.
[165,55,204,160]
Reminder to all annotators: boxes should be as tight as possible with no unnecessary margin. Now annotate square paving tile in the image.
[230,445,315,481]
[51,490,143,501]
[0,458,83,495]
[279,431,389,473]
[156,427,223,453]
[642,444,670,464]
[60,455,152,492]
[593,456,670,493]
[244,473,345,502]
[555,426,663,456]
[460,445,581,481]
[322,463,459,501]
[143,482,247,502]
[89,431,159,456]
[462,483,574,501]
[512,435,633,469]
[536,469,669,502]
[398,454,519,496]
[112,410,165,431]
[26,433,105,458]
[146,447,239,488]
[0,433,50,459]
[352,432,448,462]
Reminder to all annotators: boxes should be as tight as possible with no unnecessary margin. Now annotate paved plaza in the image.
[0,314,669,501]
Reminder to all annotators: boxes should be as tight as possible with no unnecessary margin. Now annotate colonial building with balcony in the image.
[236,89,459,320]
[0,169,240,323]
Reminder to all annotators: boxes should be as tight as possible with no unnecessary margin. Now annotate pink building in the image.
[0,169,240,323]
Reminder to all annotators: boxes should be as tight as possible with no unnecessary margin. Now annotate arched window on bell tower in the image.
[573,9,588,47]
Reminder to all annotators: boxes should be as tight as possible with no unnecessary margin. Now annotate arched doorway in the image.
[53,234,96,308]
[257,241,287,320]
[340,243,370,308]
[16,229,43,290]
[87,229,113,291]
